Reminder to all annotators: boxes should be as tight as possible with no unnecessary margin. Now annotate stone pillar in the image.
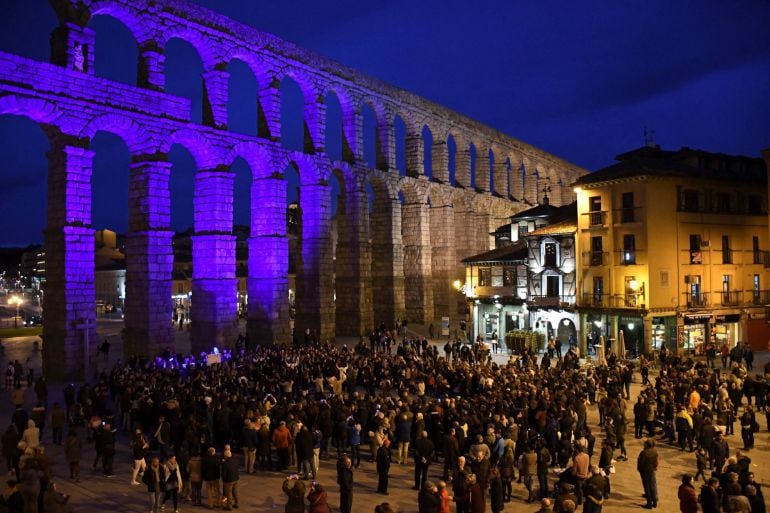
[248,173,290,344]
[191,169,238,353]
[342,107,361,164]
[511,167,524,201]
[371,190,405,327]
[525,169,539,204]
[335,174,373,335]
[258,79,281,141]
[202,68,229,129]
[376,116,391,171]
[643,315,653,354]
[402,187,434,324]
[453,198,475,320]
[50,22,95,73]
[43,140,96,382]
[455,148,471,188]
[475,150,490,192]
[137,42,165,91]
[296,181,335,341]
[430,197,455,324]
[475,205,492,252]
[304,95,326,154]
[432,140,449,183]
[494,159,508,197]
[123,159,175,357]
[405,131,424,178]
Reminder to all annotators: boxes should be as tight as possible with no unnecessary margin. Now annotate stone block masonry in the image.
[0,0,585,380]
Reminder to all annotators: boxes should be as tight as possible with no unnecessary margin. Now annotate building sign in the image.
[683,313,712,325]
[714,314,740,323]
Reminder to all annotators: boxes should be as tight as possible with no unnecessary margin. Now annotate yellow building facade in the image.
[574,146,770,355]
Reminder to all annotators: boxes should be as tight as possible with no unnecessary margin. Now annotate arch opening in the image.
[324,92,343,162]
[90,14,138,85]
[422,125,433,180]
[393,114,407,176]
[164,38,205,125]
[280,77,305,152]
[227,59,259,136]
[361,103,378,169]
[447,134,457,186]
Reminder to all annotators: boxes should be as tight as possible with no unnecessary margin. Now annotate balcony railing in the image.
[720,290,742,306]
[582,251,609,267]
[753,250,770,267]
[684,292,709,308]
[581,293,645,309]
[582,210,607,227]
[750,290,770,305]
[529,295,576,307]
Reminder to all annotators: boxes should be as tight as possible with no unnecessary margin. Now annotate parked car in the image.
[23,315,43,327]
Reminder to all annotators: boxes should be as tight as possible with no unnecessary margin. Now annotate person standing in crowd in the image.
[375,439,390,495]
[306,482,330,513]
[242,419,258,475]
[336,455,354,513]
[273,421,292,472]
[202,447,221,510]
[282,474,305,513]
[187,448,203,507]
[418,480,440,513]
[49,404,65,446]
[678,474,697,513]
[221,448,240,511]
[63,429,81,483]
[698,477,720,513]
[130,427,149,486]
[489,467,504,513]
[413,431,434,491]
[142,457,166,513]
[637,439,659,509]
[100,423,116,478]
[162,455,182,513]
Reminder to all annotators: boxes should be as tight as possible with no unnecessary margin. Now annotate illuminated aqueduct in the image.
[0,0,586,380]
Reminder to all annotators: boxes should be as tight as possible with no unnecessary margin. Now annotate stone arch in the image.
[0,95,68,128]
[358,96,389,171]
[447,131,470,188]
[284,151,327,185]
[157,27,221,71]
[320,84,356,161]
[421,123,435,179]
[389,107,420,177]
[159,128,221,170]
[275,69,323,153]
[224,141,273,180]
[78,112,154,154]
[87,1,152,46]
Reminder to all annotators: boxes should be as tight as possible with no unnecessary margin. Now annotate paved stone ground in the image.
[1,327,768,512]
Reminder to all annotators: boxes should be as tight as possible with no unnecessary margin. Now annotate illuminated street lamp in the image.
[8,295,23,328]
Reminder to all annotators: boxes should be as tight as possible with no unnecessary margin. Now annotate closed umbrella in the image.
[595,335,607,366]
[618,330,626,360]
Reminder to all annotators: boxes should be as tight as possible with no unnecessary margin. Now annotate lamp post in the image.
[8,296,23,328]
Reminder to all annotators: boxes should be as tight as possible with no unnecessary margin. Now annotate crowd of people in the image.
[0,328,767,513]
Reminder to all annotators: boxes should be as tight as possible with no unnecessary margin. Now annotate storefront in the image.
[712,314,740,349]
[472,300,528,347]
[651,316,677,352]
[618,315,644,358]
[682,313,712,355]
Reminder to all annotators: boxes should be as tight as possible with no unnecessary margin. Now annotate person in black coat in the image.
[336,456,354,513]
[418,481,440,513]
[201,447,221,509]
[442,428,460,481]
[489,467,505,513]
[376,443,391,494]
[413,431,435,490]
[698,477,720,513]
[295,425,315,479]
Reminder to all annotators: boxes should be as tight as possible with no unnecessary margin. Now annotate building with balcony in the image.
[573,145,770,355]
[462,197,577,349]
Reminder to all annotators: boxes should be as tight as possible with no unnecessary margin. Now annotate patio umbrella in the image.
[595,336,607,366]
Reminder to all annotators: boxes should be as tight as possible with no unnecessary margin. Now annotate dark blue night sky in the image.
[1,0,769,246]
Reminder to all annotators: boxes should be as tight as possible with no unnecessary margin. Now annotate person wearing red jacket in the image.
[677,474,698,513]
